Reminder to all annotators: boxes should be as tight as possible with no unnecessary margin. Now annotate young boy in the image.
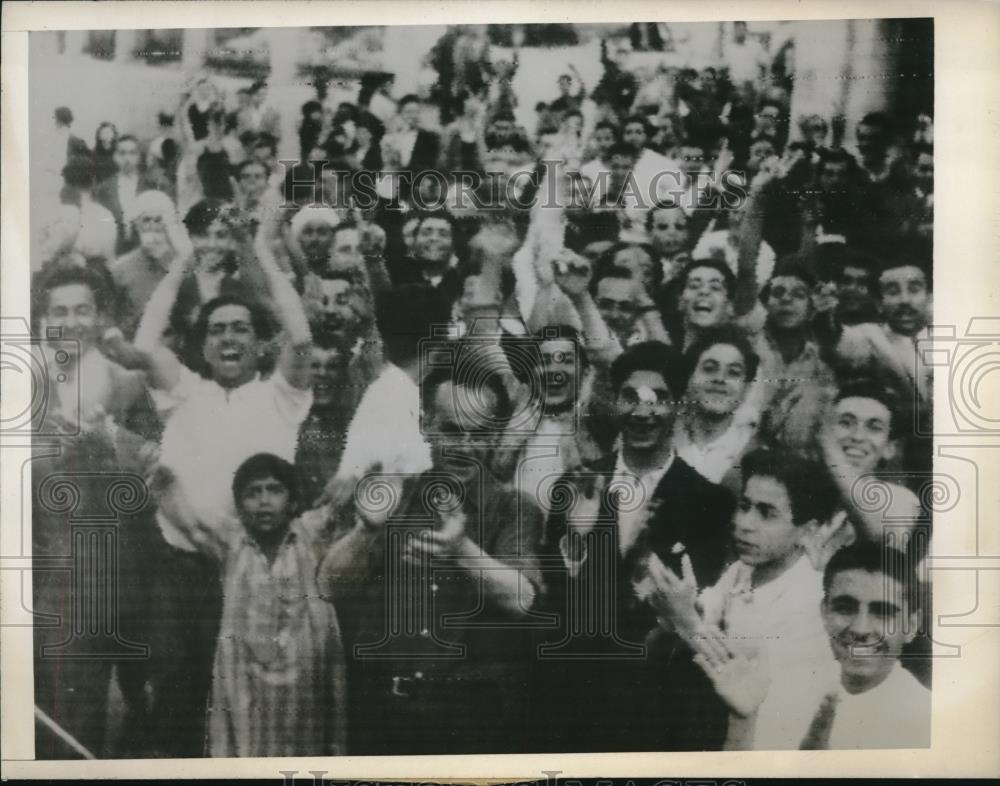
[154,453,346,757]
[696,542,929,750]
[819,378,922,545]
[647,448,841,749]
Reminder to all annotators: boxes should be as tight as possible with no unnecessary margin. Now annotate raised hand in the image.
[694,642,771,718]
[552,249,593,301]
[802,509,856,571]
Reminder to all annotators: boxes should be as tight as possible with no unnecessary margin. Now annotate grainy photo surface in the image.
[25,18,935,759]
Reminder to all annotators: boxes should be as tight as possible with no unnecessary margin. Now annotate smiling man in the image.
[537,341,735,752]
[132,211,313,755]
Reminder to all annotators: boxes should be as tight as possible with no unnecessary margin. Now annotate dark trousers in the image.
[144,547,222,757]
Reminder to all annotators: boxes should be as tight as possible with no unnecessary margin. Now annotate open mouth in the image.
[843,445,868,460]
[840,639,887,657]
[219,349,243,364]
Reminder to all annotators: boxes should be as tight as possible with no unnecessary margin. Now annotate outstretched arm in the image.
[733,162,777,317]
[133,221,195,390]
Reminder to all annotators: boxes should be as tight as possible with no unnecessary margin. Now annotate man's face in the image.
[582,240,615,265]
[838,265,874,318]
[299,221,335,261]
[733,475,803,567]
[833,396,895,472]
[623,122,647,153]
[856,123,883,162]
[252,145,276,169]
[114,139,140,175]
[539,339,578,410]
[823,569,917,693]
[415,218,453,265]
[879,265,930,336]
[45,283,100,358]
[679,146,706,182]
[238,163,269,200]
[614,247,656,292]
[557,75,572,96]
[747,139,776,174]
[766,275,813,330]
[136,212,170,257]
[238,476,293,543]
[649,207,689,257]
[819,160,850,194]
[609,153,637,198]
[426,381,498,483]
[616,369,676,453]
[595,277,638,340]
[310,345,345,408]
[191,219,235,271]
[593,127,617,157]
[329,228,362,270]
[202,303,260,388]
[680,266,732,328]
[317,277,356,337]
[400,101,421,130]
[688,342,749,418]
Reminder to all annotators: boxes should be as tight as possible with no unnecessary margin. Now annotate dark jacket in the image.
[532,453,736,752]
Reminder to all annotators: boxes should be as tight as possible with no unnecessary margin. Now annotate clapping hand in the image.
[694,640,771,718]
[552,249,592,300]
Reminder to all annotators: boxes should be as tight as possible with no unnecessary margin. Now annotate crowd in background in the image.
[31,21,934,759]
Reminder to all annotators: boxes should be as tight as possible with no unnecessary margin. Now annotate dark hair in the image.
[590,264,635,297]
[414,209,456,236]
[759,256,817,302]
[235,157,271,178]
[302,100,323,117]
[232,452,301,510]
[740,448,841,526]
[253,133,278,156]
[248,79,268,95]
[833,377,902,439]
[608,141,639,161]
[823,541,920,611]
[645,198,688,230]
[37,264,110,315]
[192,295,274,350]
[398,94,421,109]
[679,258,737,300]
[54,106,74,126]
[622,114,652,137]
[880,236,932,292]
[682,325,759,386]
[609,341,684,401]
[421,349,513,431]
[158,112,175,127]
[816,147,859,178]
[183,199,237,236]
[376,285,451,366]
[593,120,619,136]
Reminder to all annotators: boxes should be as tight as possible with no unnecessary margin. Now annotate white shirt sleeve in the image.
[268,367,314,428]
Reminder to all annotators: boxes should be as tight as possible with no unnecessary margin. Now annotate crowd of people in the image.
[31,22,934,759]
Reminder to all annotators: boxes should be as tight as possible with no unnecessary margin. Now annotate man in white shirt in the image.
[651,448,843,749]
[688,541,929,750]
[130,213,314,754]
[815,241,933,406]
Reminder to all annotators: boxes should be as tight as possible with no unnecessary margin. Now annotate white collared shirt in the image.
[613,449,674,554]
[674,412,757,485]
[117,172,140,220]
[153,365,312,551]
[335,363,431,481]
[701,554,838,749]
[836,323,932,403]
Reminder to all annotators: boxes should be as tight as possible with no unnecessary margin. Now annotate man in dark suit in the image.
[534,341,735,753]
[93,134,164,255]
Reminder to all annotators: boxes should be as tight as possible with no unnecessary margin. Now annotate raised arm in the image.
[256,214,313,390]
[552,249,623,366]
[133,221,195,390]
[733,162,777,317]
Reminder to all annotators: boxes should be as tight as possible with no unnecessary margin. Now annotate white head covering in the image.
[126,190,177,226]
[289,205,342,240]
